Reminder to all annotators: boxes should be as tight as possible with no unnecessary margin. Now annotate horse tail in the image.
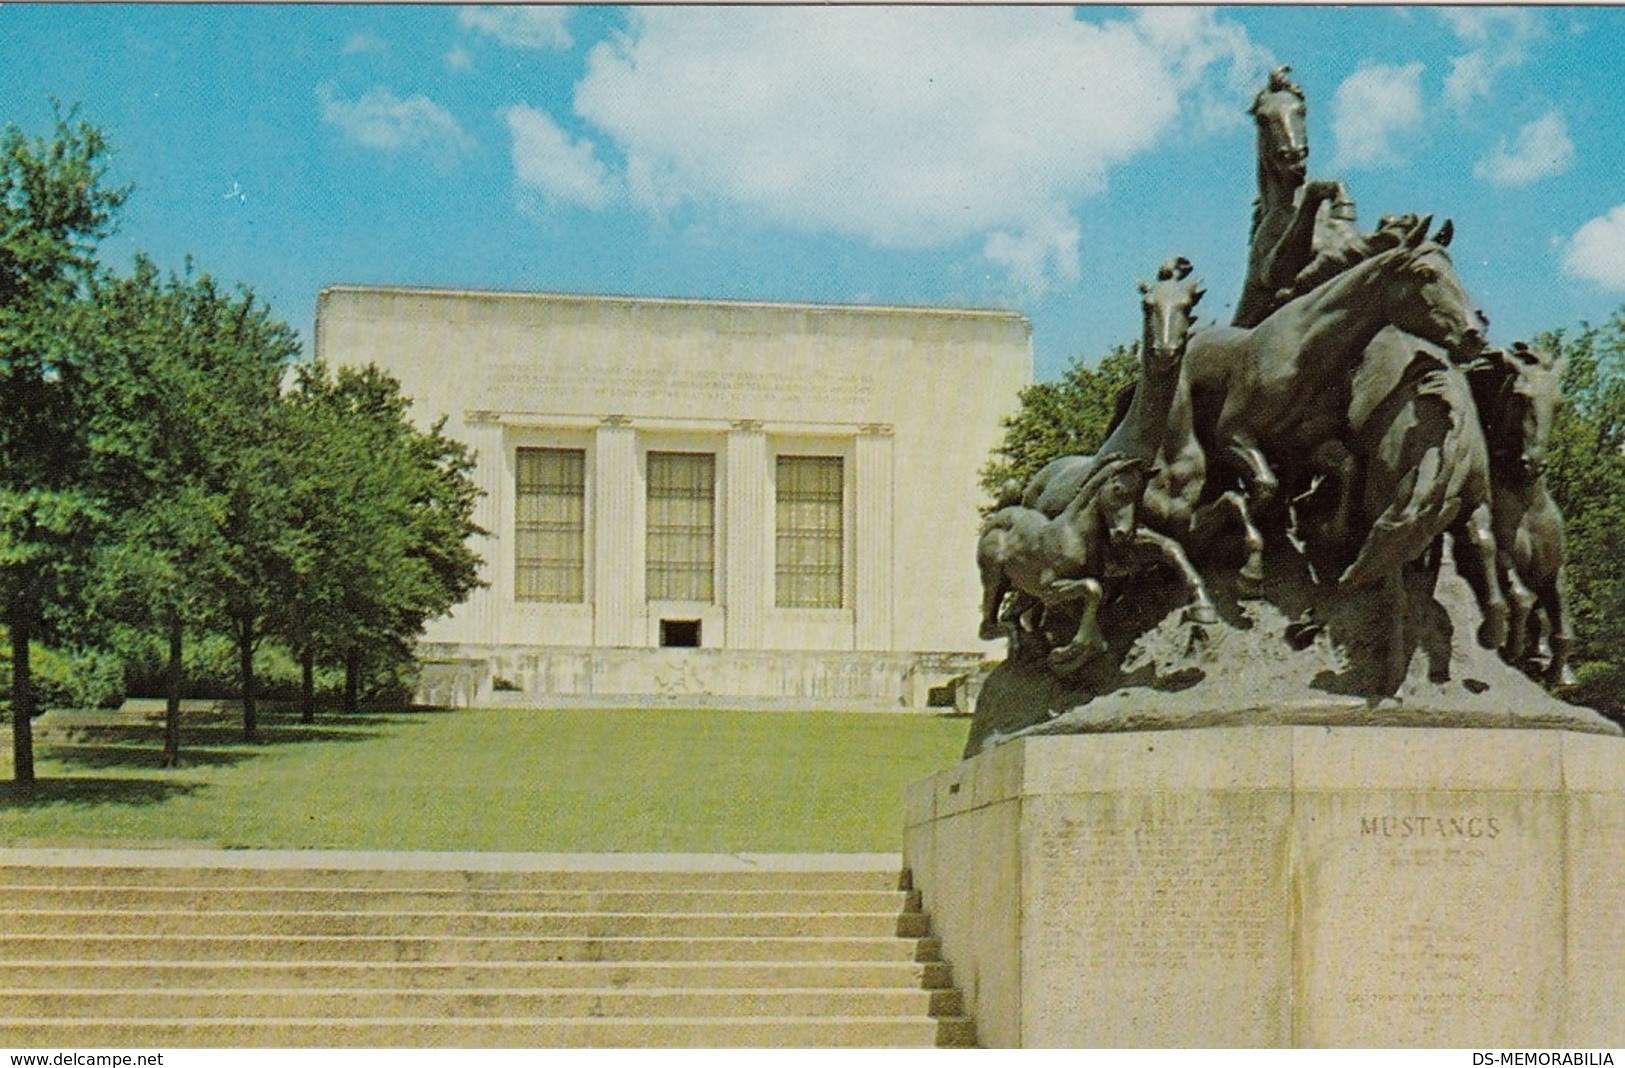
[1339,358,1468,588]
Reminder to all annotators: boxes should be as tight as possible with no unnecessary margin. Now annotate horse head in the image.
[1137,256,1205,364]
[1469,342,1563,479]
[1094,456,1149,552]
[1373,216,1487,360]
[1249,65,1308,186]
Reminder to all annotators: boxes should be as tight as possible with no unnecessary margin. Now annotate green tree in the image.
[1,107,127,783]
[79,256,294,761]
[1538,312,1625,712]
[979,344,1140,499]
[271,361,484,718]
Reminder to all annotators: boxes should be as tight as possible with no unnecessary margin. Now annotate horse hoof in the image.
[1185,603,1219,626]
[1284,620,1323,650]
[1049,643,1105,676]
[1237,563,1265,598]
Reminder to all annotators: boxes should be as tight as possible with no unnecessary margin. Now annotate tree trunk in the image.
[343,646,360,714]
[238,614,257,743]
[9,606,36,786]
[300,646,315,725]
[164,609,182,768]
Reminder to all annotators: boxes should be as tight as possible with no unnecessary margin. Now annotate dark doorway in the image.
[660,619,702,648]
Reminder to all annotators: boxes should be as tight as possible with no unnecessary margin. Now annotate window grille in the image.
[646,451,716,602]
[514,447,586,602]
[776,455,844,608]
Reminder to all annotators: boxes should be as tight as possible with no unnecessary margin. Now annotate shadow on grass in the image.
[59,726,385,747]
[1,777,204,808]
[45,745,258,770]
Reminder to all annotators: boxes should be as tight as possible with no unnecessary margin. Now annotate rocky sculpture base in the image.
[966,537,1620,756]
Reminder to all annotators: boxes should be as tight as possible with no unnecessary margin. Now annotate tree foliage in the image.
[2,109,488,780]
[1,106,127,782]
[979,343,1140,499]
[77,255,296,756]
[272,361,485,717]
[1537,312,1625,711]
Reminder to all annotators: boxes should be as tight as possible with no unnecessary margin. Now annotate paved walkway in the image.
[0,848,903,871]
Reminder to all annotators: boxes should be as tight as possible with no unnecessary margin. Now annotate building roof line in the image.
[316,283,1031,328]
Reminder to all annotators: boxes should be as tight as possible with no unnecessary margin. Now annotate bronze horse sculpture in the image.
[1468,342,1574,685]
[1184,214,1487,570]
[1233,65,1367,329]
[1337,343,1508,689]
[1023,258,1265,592]
[978,456,1150,675]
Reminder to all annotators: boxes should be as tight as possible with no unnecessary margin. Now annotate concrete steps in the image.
[0,854,975,1048]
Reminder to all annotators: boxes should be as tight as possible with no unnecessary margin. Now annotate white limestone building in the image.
[314,287,1031,708]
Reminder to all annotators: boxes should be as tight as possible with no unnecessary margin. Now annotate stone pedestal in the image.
[903,727,1625,1047]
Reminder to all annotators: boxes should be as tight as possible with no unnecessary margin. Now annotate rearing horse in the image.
[1233,65,1366,329]
[1185,214,1487,563]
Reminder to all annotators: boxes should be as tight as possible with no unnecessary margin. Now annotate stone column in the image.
[593,416,642,647]
[462,413,507,646]
[725,421,771,649]
[854,424,895,651]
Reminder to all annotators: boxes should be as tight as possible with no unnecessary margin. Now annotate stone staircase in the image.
[0,853,975,1048]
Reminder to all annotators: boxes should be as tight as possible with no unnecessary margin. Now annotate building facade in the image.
[315,287,1031,708]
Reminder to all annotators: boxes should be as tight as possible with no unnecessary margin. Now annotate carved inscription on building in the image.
[483,364,875,412]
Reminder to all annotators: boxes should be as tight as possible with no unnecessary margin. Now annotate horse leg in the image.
[1309,437,1359,543]
[1222,433,1281,514]
[1192,489,1266,593]
[977,559,1010,641]
[1535,572,1577,688]
[1045,578,1108,676]
[1498,553,1535,669]
[1452,505,1509,650]
[1130,528,1219,624]
[1379,568,1410,694]
[1002,593,1050,659]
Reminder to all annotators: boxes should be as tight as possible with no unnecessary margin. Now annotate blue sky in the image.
[4,5,1625,382]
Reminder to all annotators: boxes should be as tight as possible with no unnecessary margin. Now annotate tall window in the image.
[776,455,844,608]
[514,447,585,602]
[646,451,716,602]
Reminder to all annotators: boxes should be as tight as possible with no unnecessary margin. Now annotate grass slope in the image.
[2,708,966,852]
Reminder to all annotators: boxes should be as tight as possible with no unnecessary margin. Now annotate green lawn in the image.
[2,708,967,852]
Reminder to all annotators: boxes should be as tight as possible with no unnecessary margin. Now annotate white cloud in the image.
[459,7,572,50]
[1438,9,1541,110]
[1330,62,1425,170]
[1474,111,1575,187]
[567,7,1270,292]
[446,46,473,72]
[1132,7,1275,134]
[505,105,616,211]
[342,32,385,56]
[317,85,472,154]
[1563,205,1625,290]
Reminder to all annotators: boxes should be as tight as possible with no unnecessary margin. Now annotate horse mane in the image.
[1249,65,1305,115]
[1274,227,1438,320]
[1067,454,1144,515]
[1104,382,1137,439]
